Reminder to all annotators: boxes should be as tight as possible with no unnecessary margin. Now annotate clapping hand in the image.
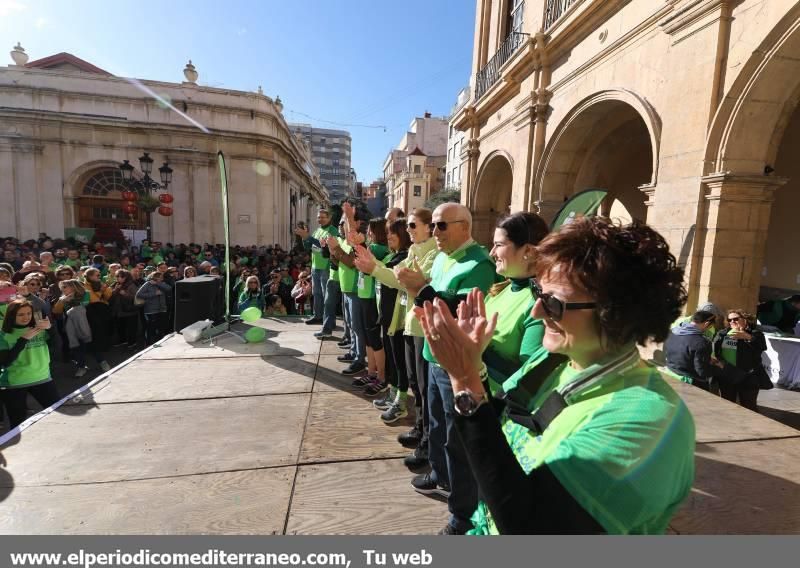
[395,258,427,297]
[294,225,310,239]
[21,326,44,340]
[416,288,496,393]
[353,246,377,274]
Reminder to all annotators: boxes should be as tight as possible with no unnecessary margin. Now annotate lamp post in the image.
[118,152,173,242]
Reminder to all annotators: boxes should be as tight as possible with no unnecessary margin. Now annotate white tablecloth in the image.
[762,335,800,389]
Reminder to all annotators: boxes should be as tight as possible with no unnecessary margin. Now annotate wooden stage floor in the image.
[0,318,799,534]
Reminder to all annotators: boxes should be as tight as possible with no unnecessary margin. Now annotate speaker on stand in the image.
[174,275,224,332]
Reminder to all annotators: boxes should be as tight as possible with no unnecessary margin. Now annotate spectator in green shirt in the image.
[294,209,339,325]
[417,216,695,534]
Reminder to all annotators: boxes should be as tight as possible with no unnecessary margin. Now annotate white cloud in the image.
[0,0,27,18]
[35,16,47,29]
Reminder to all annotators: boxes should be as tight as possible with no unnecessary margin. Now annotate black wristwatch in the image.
[454,389,489,417]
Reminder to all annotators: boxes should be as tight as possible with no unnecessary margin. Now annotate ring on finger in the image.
[429,333,441,342]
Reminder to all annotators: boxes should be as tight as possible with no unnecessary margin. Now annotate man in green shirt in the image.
[294,209,339,325]
[397,203,497,535]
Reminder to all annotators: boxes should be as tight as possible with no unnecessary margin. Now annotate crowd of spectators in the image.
[0,234,313,429]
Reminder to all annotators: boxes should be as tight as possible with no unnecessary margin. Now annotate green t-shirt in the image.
[307,225,340,270]
[141,245,153,259]
[483,279,544,393]
[64,258,81,269]
[472,355,696,535]
[0,326,52,388]
[721,330,738,366]
[357,244,389,300]
[423,242,497,364]
[338,240,358,294]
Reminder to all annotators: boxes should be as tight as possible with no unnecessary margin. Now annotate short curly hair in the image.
[533,216,687,347]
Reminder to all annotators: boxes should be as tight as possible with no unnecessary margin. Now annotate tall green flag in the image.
[218,151,231,322]
[550,189,608,231]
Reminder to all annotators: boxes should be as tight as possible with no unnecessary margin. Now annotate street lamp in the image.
[118,151,174,241]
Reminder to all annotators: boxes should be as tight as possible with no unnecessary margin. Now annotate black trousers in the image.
[405,335,428,440]
[0,381,61,429]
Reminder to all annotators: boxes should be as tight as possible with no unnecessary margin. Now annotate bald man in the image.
[396,202,497,535]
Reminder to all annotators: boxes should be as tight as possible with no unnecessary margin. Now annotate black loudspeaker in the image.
[174,275,224,331]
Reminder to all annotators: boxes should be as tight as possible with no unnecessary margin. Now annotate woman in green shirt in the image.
[0,299,59,429]
[418,216,696,534]
[482,212,549,394]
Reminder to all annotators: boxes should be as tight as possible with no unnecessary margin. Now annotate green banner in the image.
[550,189,608,231]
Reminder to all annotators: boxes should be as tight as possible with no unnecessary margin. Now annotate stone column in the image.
[696,172,788,311]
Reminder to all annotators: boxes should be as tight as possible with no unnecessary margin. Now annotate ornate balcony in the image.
[544,0,583,30]
[475,31,526,101]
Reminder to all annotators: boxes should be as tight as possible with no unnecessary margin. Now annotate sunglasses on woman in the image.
[728,316,742,323]
[530,279,597,322]
[428,219,467,232]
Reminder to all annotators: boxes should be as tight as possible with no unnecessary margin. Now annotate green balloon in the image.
[245,327,266,343]
[241,307,261,322]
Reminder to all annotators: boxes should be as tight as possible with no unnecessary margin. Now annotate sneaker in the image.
[304,318,323,325]
[363,379,389,397]
[381,402,408,423]
[99,360,111,372]
[337,353,355,363]
[75,367,88,378]
[398,427,423,448]
[313,331,333,340]
[351,374,374,387]
[411,472,449,498]
[404,444,429,472]
[338,342,352,351]
[341,362,367,376]
[336,339,351,347]
[438,524,467,535]
[373,388,396,410]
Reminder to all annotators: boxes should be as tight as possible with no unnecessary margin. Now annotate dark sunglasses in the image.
[429,219,467,232]
[728,316,742,323]
[530,279,597,322]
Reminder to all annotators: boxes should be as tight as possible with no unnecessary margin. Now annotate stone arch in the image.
[695,6,800,310]
[471,150,514,245]
[704,3,800,175]
[64,161,147,230]
[533,89,661,223]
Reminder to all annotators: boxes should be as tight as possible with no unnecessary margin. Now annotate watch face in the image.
[455,391,476,415]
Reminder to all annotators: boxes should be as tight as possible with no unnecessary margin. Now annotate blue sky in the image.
[1,0,476,182]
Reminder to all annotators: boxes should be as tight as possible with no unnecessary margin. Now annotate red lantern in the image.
[122,202,138,215]
[158,206,173,217]
[159,193,174,204]
[121,190,138,202]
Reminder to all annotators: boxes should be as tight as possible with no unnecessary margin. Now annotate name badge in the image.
[400,292,408,306]
[358,273,365,289]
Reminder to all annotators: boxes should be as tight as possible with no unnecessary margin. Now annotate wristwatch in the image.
[454,389,489,417]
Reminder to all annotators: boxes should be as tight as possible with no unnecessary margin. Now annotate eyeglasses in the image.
[728,316,742,323]
[429,219,467,232]
[530,279,597,322]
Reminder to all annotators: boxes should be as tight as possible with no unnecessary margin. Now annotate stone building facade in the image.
[0,50,327,248]
[453,0,800,312]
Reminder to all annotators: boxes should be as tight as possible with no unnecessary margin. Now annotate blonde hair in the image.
[246,275,261,290]
[59,279,85,297]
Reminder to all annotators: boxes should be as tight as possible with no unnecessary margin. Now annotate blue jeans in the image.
[344,292,366,365]
[428,363,478,532]
[341,293,351,343]
[311,268,329,320]
[322,278,341,333]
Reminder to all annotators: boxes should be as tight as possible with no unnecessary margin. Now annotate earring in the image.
[523,255,529,260]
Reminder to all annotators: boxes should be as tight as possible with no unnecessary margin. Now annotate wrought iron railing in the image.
[475,31,526,100]
[544,0,582,30]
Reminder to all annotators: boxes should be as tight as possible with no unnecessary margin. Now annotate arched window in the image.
[83,169,144,197]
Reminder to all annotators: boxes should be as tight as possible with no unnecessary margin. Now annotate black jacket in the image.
[712,327,767,373]
[664,322,714,383]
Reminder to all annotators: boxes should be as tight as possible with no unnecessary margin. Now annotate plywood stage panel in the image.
[1,395,310,486]
[0,467,295,535]
[286,459,448,534]
[67,356,318,405]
